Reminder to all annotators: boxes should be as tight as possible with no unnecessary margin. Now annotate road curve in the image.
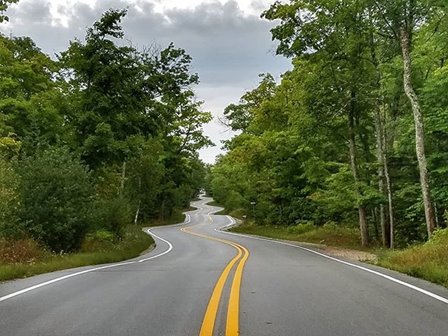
[0,197,447,336]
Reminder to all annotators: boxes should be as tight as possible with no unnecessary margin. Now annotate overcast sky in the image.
[1,0,290,163]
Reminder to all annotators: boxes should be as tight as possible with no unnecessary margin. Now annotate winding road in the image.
[1,197,448,335]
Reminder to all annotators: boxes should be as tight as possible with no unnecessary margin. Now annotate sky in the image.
[0,0,291,163]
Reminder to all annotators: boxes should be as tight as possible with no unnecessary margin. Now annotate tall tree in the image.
[263,0,377,246]
[371,0,447,237]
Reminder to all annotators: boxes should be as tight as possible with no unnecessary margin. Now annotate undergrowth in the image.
[231,221,363,250]
[0,225,153,282]
[377,228,448,288]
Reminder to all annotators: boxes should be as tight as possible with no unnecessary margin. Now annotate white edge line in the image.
[139,212,193,263]
[214,215,448,305]
[0,261,136,303]
[0,214,192,304]
[138,230,173,263]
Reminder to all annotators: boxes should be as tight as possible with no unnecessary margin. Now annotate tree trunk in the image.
[348,93,369,247]
[134,200,141,225]
[383,126,394,249]
[374,109,387,246]
[400,26,436,238]
[120,161,126,196]
[371,209,380,240]
[134,177,142,225]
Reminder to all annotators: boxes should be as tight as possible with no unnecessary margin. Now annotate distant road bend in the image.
[1,197,448,336]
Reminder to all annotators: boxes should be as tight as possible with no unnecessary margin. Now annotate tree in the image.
[18,147,94,252]
[60,9,148,167]
[263,0,377,246]
[371,0,447,237]
[0,0,18,23]
[0,35,67,154]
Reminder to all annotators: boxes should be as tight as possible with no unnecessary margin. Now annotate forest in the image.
[208,0,448,249]
[0,7,210,269]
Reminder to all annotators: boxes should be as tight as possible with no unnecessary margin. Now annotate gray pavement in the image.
[1,197,447,335]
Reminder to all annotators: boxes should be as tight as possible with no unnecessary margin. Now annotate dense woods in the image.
[0,9,210,254]
[208,0,448,248]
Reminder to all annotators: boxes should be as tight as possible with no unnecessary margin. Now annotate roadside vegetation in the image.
[377,228,448,287]
[231,222,363,250]
[220,202,448,287]
[205,1,448,287]
[0,226,152,282]
[0,8,208,281]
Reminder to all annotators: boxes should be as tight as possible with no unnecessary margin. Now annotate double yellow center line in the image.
[180,214,249,336]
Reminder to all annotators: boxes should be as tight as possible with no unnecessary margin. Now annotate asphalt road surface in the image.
[1,197,448,336]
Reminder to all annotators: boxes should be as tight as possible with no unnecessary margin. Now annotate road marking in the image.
[226,242,249,336]
[0,215,191,304]
[138,230,173,263]
[218,216,448,305]
[181,213,249,336]
[199,244,242,336]
[139,213,191,263]
[0,261,136,303]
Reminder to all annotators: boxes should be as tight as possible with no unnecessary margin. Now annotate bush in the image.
[0,158,20,238]
[18,147,95,252]
[378,228,448,287]
[287,222,315,235]
[80,230,115,252]
[229,208,246,219]
[95,197,131,239]
[0,238,43,263]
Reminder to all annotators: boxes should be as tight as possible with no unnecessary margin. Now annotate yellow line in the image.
[226,243,249,336]
[200,244,242,336]
[181,216,249,336]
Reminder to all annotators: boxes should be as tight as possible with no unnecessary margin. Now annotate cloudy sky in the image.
[1,0,291,163]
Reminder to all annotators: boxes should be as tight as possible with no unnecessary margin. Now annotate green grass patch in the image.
[376,228,448,288]
[231,222,365,250]
[204,200,228,215]
[0,225,153,282]
[146,210,187,227]
[205,201,245,218]
[230,221,448,288]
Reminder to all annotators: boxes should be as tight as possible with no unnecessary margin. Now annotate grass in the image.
[376,228,448,288]
[231,222,364,250]
[0,209,192,283]
[146,208,189,227]
[204,200,239,217]
[232,219,448,288]
[0,225,153,282]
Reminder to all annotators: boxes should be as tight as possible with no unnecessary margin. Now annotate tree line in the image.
[0,9,210,252]
[207,0,448,248]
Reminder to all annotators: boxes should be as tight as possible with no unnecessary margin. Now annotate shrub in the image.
[0,158,20,238]
[0,238,43,264]
[95,197,131,239]
[18,147,95,252]
[80,229,115,252]
[287,222,315,235]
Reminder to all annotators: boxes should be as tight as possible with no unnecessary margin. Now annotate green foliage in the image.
[0,0,18,23]
[0,8,209,258]
[0,225,153,282]
[0,35,69,157]
[210,0,448,250]
[232,222,362,250]
[95,197,131,239]
[378,228,448,287]
[18,147,94,252]
[286,222,315,235]
[0,157,19,238]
